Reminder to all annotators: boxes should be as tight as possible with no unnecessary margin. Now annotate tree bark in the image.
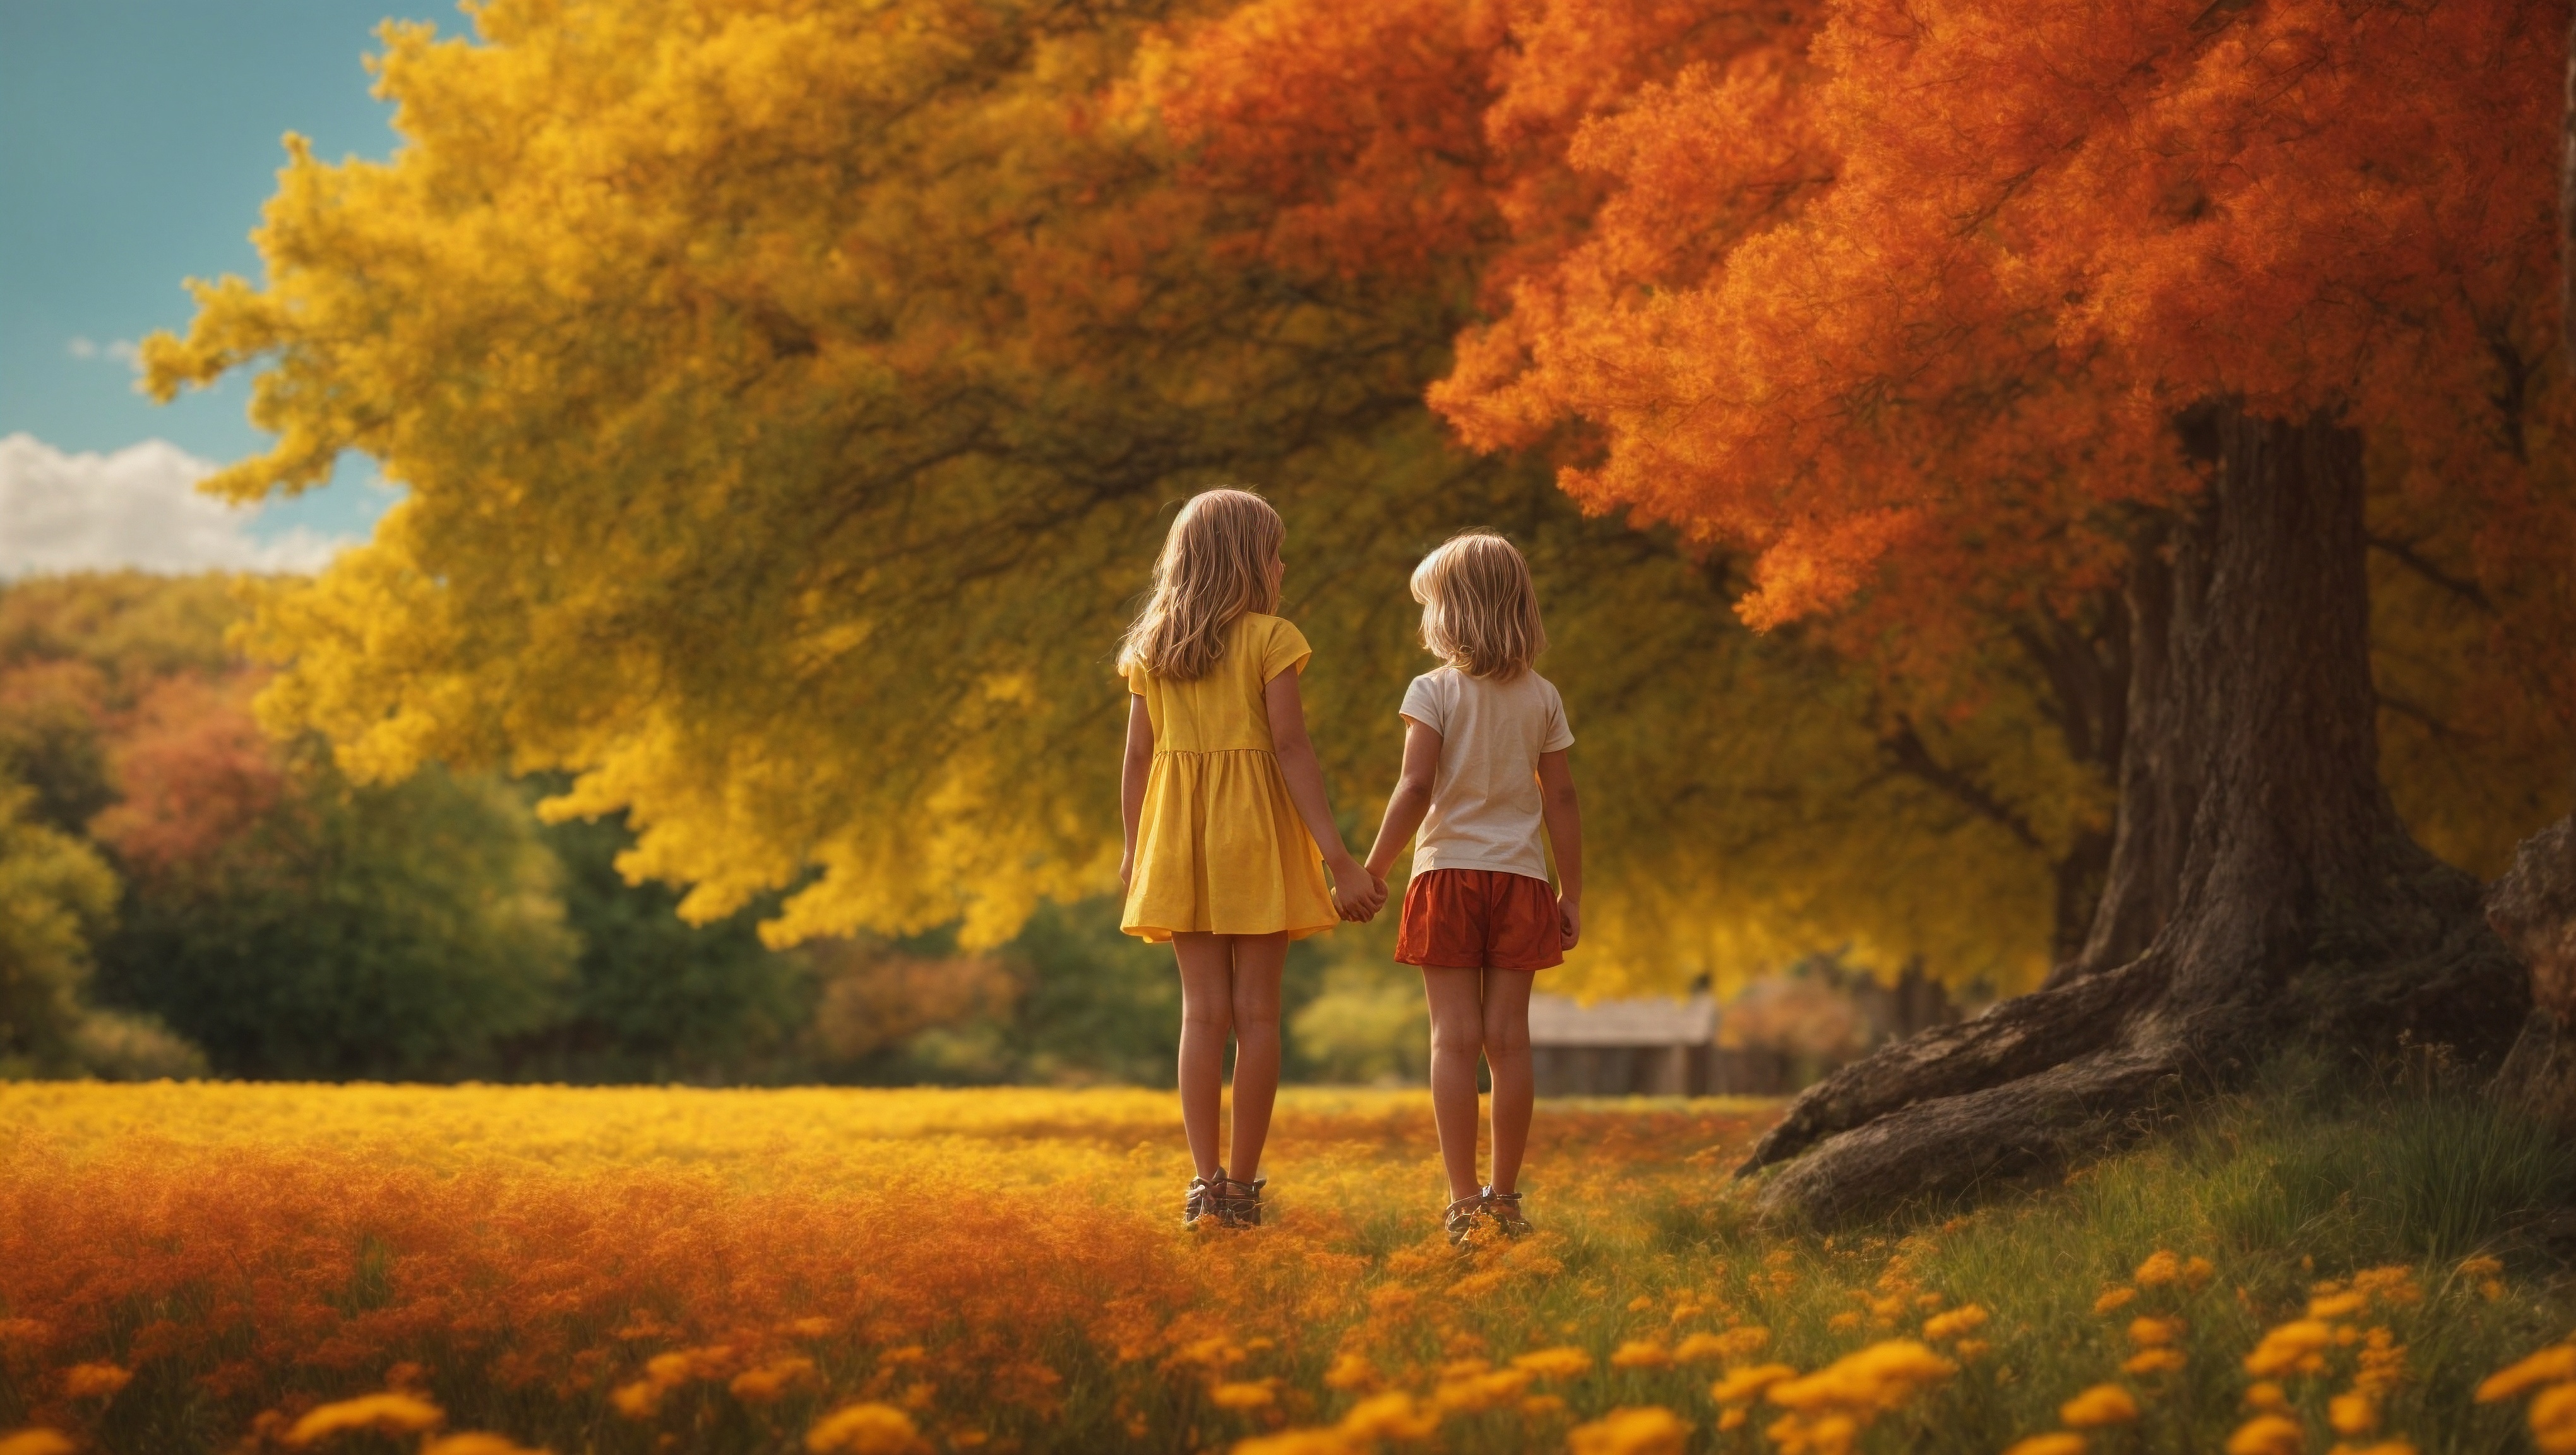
[1738,402,2529,1226]
[2564,17,2575,364]
[2489,817,2576,1134]
[2060,517,2191,979]
[2009,600,2130,969]
[2050,825,2116,969]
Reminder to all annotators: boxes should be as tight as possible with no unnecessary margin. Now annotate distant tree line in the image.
[0,572,1272,1085]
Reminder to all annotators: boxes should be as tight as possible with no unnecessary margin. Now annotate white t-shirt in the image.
[1398,666,1575,883]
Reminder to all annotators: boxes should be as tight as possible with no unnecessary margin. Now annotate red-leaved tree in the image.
[1402,0,2575,1218]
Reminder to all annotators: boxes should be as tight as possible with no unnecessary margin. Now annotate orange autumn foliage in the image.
[1169,0,2576,885]
[1176,0,2572,727]
[87,674,285,876]
[1426,0,2571,668]
[1162,0,1815,314]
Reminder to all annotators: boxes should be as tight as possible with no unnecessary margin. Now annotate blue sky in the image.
[1,1,455,554]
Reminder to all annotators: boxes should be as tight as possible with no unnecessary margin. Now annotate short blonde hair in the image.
[1412,531,1546,678]
[1116,489,1285,681]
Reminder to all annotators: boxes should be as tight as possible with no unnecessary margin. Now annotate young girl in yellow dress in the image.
[1118,489,1385,1229]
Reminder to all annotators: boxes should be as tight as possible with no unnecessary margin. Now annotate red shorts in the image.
[1395,868,1565,971]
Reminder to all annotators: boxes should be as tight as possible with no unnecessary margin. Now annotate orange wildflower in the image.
[1234,1434,1354,1455]
[2532,1382,2576,1455]
[804,1403,924,1455]
[60,1364,129,1399]
[2246,1322,2335,1379]
[1508,1347,1593,1379]
[2328,1391,2378,1437]
[2127,1317,2183,1348]
[1566,1406,1688,1455]
[284,1394,443,1446]
[1335,1392,1439,1442]
[2480,1345,2576,1402]
[1212,1382,1277,1411]
[1710,1364,1798,1405]
[1322,1353,1377,1390]
[1765,1341,1954,1415]
[420,1436,549,1455]
[2059,1386,2139,1427]
[731,1358,818,1403]
[2226,1414,2304,1455]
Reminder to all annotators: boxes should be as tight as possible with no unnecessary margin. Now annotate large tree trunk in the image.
[1737,403,2528,1226]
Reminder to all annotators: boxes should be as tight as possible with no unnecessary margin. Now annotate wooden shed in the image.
[1527,992,1783,1097]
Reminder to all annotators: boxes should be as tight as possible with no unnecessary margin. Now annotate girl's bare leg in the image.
[1481,969,1537,1195]
[1174,933,1237,1180]
[1225,932,1290,1183]
[1421,966,1489,1203]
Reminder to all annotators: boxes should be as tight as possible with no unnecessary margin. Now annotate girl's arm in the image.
[1262,667,1383,918]
[1537,748,1582,949]
[1363,716,1443,882]
[1118,693,1154,891]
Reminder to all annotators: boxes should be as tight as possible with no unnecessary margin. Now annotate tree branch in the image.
[1877,717,2044,852]
[2365,532,2493,613]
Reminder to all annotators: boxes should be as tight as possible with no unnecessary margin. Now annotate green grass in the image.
[1460,1055,2576,1452]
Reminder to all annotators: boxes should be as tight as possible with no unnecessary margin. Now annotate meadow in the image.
[8,1067,2576,1455]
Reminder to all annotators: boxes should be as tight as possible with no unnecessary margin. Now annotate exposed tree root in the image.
[1739,880,2524,1226]
[1731,404,2534,1229]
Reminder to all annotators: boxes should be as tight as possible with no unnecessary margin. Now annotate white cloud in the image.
[65,337,141,367]
[0,433,354,577]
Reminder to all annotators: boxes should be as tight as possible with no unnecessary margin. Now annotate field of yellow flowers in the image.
[6,1068,2576,1454]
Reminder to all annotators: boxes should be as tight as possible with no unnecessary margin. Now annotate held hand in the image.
[1557,894,1582,950]
[1330,855,1378,921]
[1118,854,1134,894]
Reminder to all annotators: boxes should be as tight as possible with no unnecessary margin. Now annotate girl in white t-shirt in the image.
[1361,531,1583,1245]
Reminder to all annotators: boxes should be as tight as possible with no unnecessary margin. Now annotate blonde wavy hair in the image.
[1412,531,1547,679]
[1117,489,1286,681]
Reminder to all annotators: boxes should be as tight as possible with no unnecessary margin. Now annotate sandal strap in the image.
[1215,1174,1265,1228]
[1187,1168,1229,1217]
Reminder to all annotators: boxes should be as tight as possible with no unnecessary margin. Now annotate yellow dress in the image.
[1121,613,1338,942]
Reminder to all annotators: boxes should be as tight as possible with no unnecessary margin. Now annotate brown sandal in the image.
[1443,1193,1486,1247]
[1186,1168,1227,1228]
[1482,1187,1531,1237]
[1217,1174,1266,1228]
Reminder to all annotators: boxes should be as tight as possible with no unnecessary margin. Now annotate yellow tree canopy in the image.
[143,0,2549,998]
